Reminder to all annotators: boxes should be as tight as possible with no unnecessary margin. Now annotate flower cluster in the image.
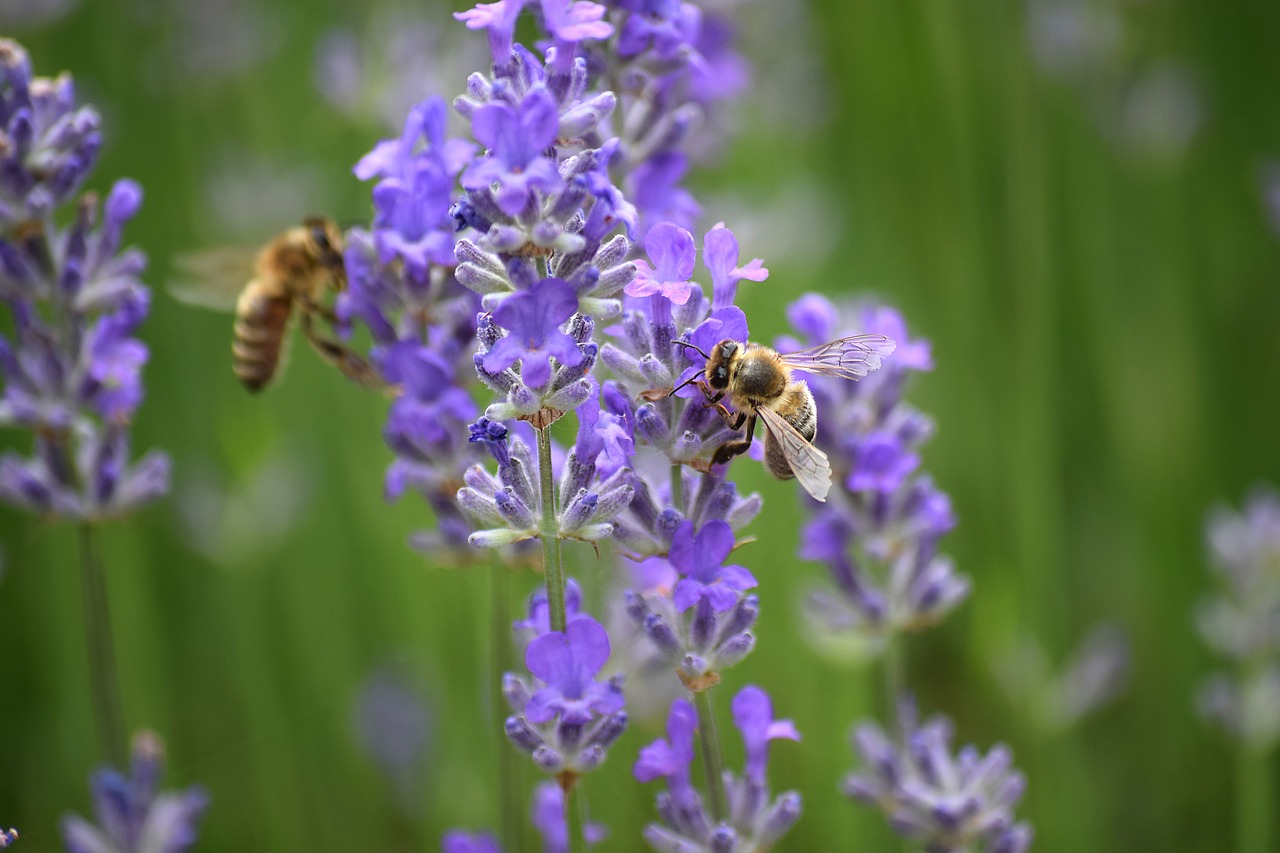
[624,519,759,690]
[459,413,634,548]
[61,731,208,853]
[635,686,802,852]
[503,586,628,778]
[1196,487,1280,751]
[845,701,1032,853]
[0,39,168,521]
[786,295,966,651]
[342,98,484,557]
[0,828,14,848]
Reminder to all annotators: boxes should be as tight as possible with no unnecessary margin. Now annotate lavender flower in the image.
[623,521,760,691]
[0,39,100,227]
[0,41,168,521]
[636,687,803,852]
[352,664,432,814]
[61,731,208,853]
[787,296,967,652]
[845,701,1032,853]
[458,411,633,548]
[1196,487,1280,751]
[0,829,14,848]
[503,609,628,776]
[995,622,1131,734]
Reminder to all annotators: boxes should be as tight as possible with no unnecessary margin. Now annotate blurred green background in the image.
[2,0,1279,850]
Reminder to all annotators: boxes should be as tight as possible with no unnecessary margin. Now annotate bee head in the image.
[705,339,739,390]
[304,217,343,267]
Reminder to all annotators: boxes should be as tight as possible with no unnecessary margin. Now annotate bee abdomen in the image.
[764,383,817,481]
[232,289,293,392]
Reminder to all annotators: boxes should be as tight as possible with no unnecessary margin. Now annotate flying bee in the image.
[171,217,382,392]
[672,333,896,502]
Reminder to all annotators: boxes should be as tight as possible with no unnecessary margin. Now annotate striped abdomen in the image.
[232,281,293,392]
[764,381,817,480]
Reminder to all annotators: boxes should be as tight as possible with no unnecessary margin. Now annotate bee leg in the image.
[299,309,385,390]
[711,413,757,465]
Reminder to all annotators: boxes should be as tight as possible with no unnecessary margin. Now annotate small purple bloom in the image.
[516,578,585,635]
[669,519,756,612]
[462,88,563,217]
[541,0,613,45]
[442,831,503,853]
[61,732,208,853]
[524,616,624,724]
[625,222,698,305]
[847,431,920,494]
[483,279,585,388]
[704,223,767,311]
[454,0,526,67]
[731,685,800,785]
[634,697,696,791]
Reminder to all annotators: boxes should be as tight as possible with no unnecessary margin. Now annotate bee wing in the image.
[756,405,832,502]
[168,246,260,313]
[778,334,897,381]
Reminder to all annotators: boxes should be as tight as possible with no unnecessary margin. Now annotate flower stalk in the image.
[692,687,728,824]
[78,522,125,767]
[536,426,567,634]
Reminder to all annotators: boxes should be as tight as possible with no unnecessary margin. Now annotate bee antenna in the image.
[668,373,700,398]
[673,339,710,359]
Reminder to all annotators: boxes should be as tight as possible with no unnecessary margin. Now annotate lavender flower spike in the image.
[1196,487,1280,751]
[504,610,628,776]
[61,731,209,853]
[845,700,1032,853]
[0,39,101,227]
[636,687,803,852]
[0,42,168,520]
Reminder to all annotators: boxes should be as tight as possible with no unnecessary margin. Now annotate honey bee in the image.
[171,217,381,392]
[673,334,896,501]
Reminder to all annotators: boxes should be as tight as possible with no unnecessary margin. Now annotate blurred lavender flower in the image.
[353,664,432,815]
[784,296,967,657]
[443,831,502,853]
[316,5,488,132]
[845,701,1032,853]
[443,781,606,853]
[1262,161,1280,240]
[1196,487,1280,751]
[1025,0,1121,80]
[503,609,628,777]
[636,686,802,852]
[0,39,100,226]
[61,731,208,853]
[0,41,168,521]
[0,0,78,29]
[994,622,1131,734]
[1111,62,1204,163]
[0,828,14,848]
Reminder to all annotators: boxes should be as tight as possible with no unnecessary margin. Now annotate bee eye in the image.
[712,365,729,388]
[311,226,332,254]
[721,341,738,358]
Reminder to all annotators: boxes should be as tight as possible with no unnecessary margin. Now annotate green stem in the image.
[490,560,522,852]
[883,630,906,740]
[565,777,588,853]
[536,426,567,633]
[537,424,585,850]
[693,688,728,824]
[671,463,685,515]
[1236,741,1272,853]
[78,523,126,767]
